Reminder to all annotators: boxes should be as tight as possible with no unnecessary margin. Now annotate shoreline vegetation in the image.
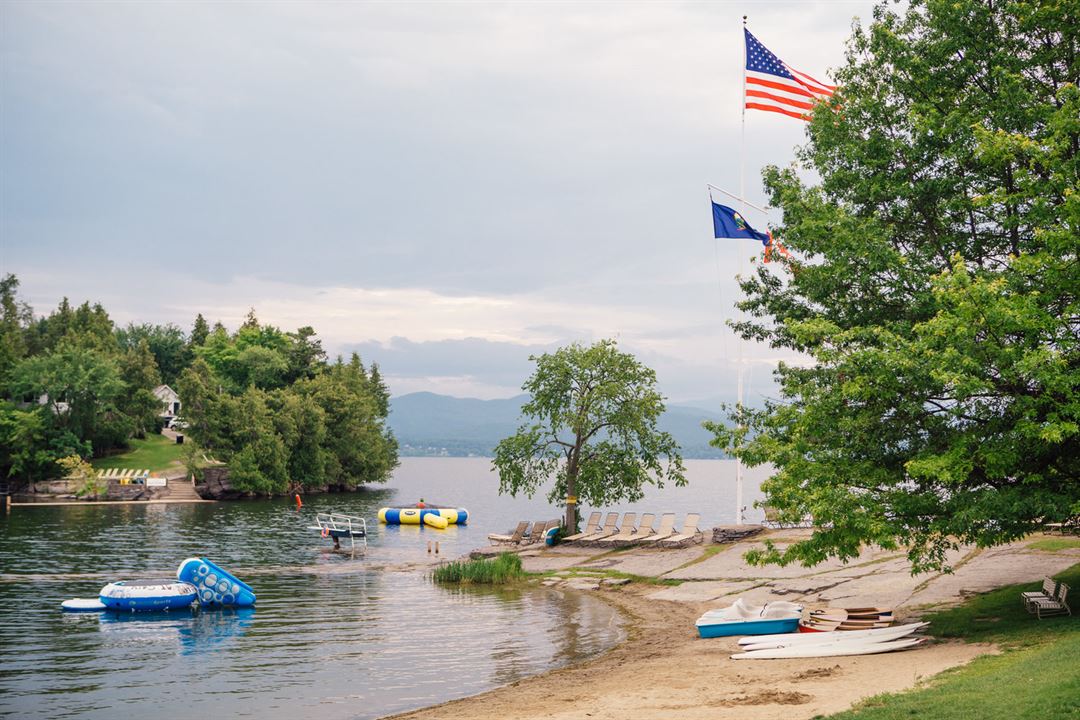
[392,534,1079,720]
[431,553,525,584]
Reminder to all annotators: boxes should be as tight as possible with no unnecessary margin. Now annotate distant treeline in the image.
[397,441,725,459]
[0,274,397,493]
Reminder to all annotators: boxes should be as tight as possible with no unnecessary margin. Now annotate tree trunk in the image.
[565,459,578,532]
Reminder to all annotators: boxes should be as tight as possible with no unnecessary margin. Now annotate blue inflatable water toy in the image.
[177,557,256,608]
[99,580,198,612]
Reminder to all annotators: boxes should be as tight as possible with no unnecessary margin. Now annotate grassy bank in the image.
[433,553,525,584]
[827,562,1080,719]
[90,433,185,473]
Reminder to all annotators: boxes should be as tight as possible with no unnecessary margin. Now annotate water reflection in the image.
[0,457,773,719]
[89,607,256,656]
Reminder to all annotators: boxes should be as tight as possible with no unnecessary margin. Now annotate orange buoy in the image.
[295,494,302,509]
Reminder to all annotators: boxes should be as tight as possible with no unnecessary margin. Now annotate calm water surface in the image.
[0,458,765,719]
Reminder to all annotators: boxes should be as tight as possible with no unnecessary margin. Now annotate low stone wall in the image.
[30,479,79,495]
[24,477,167,501]
[712,525,764,544]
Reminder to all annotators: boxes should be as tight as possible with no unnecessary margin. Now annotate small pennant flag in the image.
[744,28,836,121]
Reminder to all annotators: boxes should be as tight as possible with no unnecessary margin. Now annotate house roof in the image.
[153,384,179,400]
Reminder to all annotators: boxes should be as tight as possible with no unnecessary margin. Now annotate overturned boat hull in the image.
[697,617,800,638]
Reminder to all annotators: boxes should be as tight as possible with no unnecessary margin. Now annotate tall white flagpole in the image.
[735,15,748,526]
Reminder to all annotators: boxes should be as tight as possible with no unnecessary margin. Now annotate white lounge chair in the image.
[1021,577,1057,610]
[608,513,655,548]
[572,512,620,545]
[1029,582,1071,619]
[488,521,529,545]
[562,512,602,543]
[627,512,676,546]
[593,513,638,547]
[656,513,703,548]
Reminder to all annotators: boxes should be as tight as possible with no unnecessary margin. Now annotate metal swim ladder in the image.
[312,513,368,551]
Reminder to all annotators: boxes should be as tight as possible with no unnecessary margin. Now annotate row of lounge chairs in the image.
[563,511,703,548]
[488,519,560,546]
[97,468,151,484]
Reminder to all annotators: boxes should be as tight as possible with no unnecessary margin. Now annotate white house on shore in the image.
[153,385,182,422]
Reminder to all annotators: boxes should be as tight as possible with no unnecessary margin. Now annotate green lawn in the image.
[90,433,186,473]
[825,563,1080,719]
[1026,537,1080,553]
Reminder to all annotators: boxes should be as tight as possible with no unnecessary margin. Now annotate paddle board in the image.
[61,598,107,612]
[739,622,927,646]
[732,637,924,660]
[739,623,928,651]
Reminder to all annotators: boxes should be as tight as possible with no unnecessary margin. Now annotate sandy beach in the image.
[387,530,1080,720]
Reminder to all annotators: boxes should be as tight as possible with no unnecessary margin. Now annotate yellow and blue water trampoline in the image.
[378,503,469,529]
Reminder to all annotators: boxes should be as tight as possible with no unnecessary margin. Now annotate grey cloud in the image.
[2,2,866,298]
[3,1,868,401]
[343,336,558,389]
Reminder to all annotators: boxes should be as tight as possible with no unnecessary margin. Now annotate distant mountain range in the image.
[388,392,731,458]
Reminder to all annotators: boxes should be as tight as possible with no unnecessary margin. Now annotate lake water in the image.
[0,458,767,719]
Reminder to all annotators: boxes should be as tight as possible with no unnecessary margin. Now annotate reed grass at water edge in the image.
[432,553,525,584]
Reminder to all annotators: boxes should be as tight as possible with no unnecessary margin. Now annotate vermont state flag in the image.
[711,201,770,246]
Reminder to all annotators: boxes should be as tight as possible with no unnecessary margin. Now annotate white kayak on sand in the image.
[743,621,928,651]
[732,637,924,660]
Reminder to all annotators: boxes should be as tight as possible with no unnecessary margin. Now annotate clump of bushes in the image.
[432,552,524,585]
[56,455,106,499]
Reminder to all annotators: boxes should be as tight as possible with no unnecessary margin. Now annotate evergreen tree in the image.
[190,314,210,348]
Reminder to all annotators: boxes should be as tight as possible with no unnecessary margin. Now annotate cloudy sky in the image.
[1,1,876,405]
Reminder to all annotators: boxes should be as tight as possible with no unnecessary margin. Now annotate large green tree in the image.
[0,274,32,395]
[493,339,686,530]
[711,0,1079,573]
[302,355,398,490]
[11,344,129,455]
[116,323,190,385]
[117,339,164,437]
[0,403,59,483]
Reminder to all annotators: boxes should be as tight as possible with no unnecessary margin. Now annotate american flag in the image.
[744,28,836,121]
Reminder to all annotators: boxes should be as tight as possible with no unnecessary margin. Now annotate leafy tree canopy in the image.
[0,281,398,493]
[710,0,1079,573]
[116,322,190,385]
[493,339,686,529]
